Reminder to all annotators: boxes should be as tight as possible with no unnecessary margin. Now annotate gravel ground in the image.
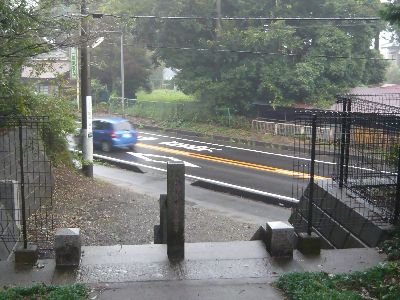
[53,165,258,246]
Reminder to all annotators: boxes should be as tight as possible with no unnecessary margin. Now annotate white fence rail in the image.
[252,119,334,141]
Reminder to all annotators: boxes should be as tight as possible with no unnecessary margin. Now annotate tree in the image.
[90,35,153,100]
[89,0,155,99]
[0,0,79,160]
[1,0,79,113]
[132,0,387,112]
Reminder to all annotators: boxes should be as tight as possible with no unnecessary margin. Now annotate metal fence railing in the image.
[0,116,54,259]
[291,95,400,247]
[252,119,333,141]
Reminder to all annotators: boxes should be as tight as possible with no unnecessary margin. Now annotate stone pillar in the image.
[55,228,81,267]
[167,162,185,261]
[265,221,294,258]
[154,194,168,244]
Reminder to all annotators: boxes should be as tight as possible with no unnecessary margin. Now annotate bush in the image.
[28,94,76,163]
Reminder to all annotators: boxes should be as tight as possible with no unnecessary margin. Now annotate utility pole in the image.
[80,0,93,178]
[216,0,222,37]
[120,30,125,116]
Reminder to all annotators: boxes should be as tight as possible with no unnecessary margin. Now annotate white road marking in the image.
[138,136,159,141]
[138,131,333,164]
[159,141,222,152]
[138,131,389,175]
[93,153,298,204]
[127,152,200,168]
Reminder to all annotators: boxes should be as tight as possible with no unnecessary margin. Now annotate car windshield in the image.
[113,121,132,131]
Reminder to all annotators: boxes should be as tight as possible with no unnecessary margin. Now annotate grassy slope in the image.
[137,89,195,102]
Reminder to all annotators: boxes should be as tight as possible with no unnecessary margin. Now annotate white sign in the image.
[87,96,92,135]
[128,153,200,168]
[159,141,222,153]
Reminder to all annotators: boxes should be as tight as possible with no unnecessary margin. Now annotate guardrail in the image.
[252,119,333,141]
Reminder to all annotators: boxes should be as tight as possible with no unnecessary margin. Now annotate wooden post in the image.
[167,162,185,261]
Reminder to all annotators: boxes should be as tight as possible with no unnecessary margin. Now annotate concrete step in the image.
[0,241,386,300]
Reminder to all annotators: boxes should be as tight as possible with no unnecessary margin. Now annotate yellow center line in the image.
[137,142,328,180]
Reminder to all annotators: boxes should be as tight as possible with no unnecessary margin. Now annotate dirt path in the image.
[53,165,258,246]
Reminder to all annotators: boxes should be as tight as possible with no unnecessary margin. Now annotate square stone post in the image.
[167,162,185,261]
[55,228,81,267]
[265,221,294,258]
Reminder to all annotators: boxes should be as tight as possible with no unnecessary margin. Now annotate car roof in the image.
[93,117,129,124]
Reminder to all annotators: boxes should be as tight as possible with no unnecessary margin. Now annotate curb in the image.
[191,180,298,208]
[93,154,144,174]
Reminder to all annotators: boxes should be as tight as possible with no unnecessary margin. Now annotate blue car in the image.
[92,117,137,152]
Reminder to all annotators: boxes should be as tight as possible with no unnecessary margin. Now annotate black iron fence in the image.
[291,95,400,247]
[0,116,54,259]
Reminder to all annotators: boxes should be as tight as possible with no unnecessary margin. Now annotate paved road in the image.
[94,129,334,203]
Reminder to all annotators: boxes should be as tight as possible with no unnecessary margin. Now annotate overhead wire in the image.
[118,44,393,61]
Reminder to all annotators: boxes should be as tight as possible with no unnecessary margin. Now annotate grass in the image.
[0,284,88,300]
[276,262,400,300]
[276,230,400,300]
[136,89,195,102]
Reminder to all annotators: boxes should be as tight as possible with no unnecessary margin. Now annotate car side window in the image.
[92,121,99,130]
[102,122,111,130]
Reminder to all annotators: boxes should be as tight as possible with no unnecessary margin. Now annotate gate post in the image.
[18,120,28,249]
[167,162,185,261]
[307,114,317,236]
[394,146,400,224]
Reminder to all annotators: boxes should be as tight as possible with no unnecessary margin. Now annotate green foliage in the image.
[0,0,78,102]
[29,94,76,162]
[0,1,79,163]
[276,262,400,300]
[90,29,154,99]
[126,0,387,112]
[382,230,400,261]
[91,79,109,104]
[381,2,400,26]
[0,283,88,300]
[137,89,194,102]
[385,63,400,84]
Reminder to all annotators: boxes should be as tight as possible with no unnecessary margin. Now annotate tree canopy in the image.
[1,0,79,113]
[132,0,386,111]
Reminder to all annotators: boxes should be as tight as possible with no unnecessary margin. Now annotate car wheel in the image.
[128,144,136,152]
[101,141,112,152]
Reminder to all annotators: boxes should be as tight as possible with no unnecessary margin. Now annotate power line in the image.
[66,13,381,22]
[121,43,393,61]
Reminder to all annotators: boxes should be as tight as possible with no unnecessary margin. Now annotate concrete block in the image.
[297,232,321,255]
[15,243,38,265]
[55,228,81,267]
[265,221,294,258]
[250,226,266,241]
[0,180,21,228]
